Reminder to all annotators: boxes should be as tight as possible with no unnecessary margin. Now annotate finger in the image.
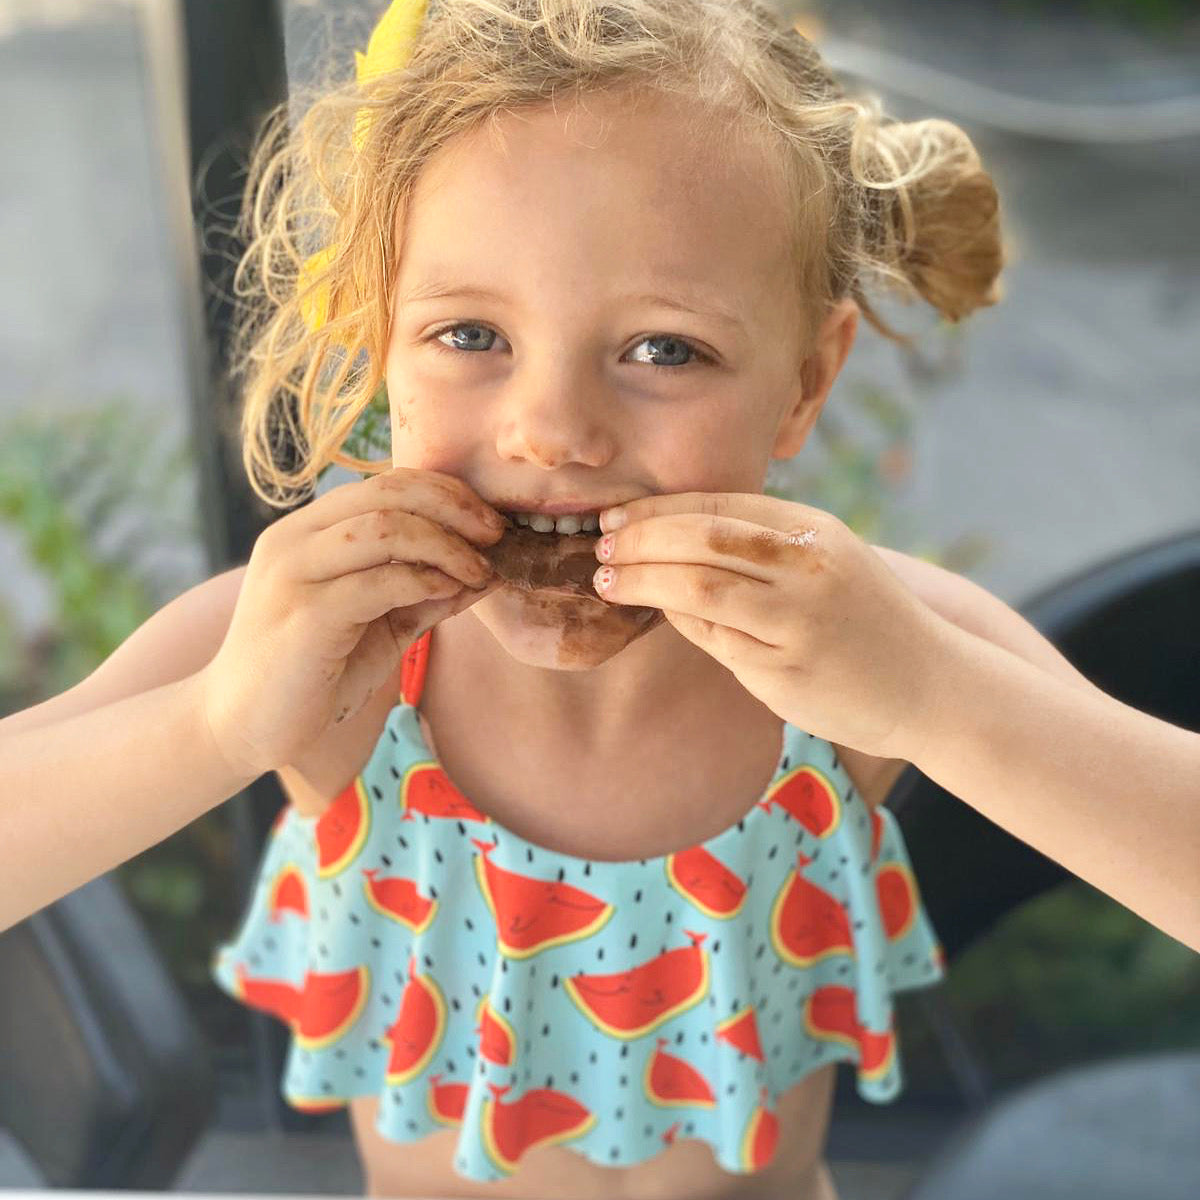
[292,467,505,547]
[594,561,781,648]
[318,561,470,628]
[598,512,820,583]
[600,490,828,535]
[299,507,496,589]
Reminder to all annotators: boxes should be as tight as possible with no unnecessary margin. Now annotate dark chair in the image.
[0,873,217,1188]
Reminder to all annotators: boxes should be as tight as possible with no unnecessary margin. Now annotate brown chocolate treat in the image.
[480,522,664,633]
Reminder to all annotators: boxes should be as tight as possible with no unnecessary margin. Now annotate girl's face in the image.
[385,86,851,670]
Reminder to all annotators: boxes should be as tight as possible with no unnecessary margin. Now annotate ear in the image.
[770,297,859,460]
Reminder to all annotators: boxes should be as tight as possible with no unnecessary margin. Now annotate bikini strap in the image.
[399,629,433,706]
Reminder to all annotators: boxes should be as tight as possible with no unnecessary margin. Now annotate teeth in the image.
[509,511,600,534]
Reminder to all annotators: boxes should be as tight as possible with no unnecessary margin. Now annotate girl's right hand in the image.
[199,467,506,779]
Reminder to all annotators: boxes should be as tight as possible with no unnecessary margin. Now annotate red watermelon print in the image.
[475,995,517,1066]
[768,849,854,967]
[803,985,896,1082]
[762,765,842,838]
[480,1082,596,1175]
[664,846,747,919]
[400,761,489,823]
[643,1037,715,1109]
[427,1074,469,1127]
[564,931,710,1041]
[713,1004,764,1062]
[875,861,918,941]
[314,777,371,879]
[361,867,437,932]
[739,1086,779,1171]
[383,956,446,1086]
[472,839,613,958]
[267,862,308,922]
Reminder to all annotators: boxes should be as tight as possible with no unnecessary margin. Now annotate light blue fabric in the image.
[211,697,946,1182]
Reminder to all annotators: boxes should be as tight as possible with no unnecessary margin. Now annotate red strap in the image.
[399,629,433,706]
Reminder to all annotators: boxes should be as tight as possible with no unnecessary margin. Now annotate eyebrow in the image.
[399,279,747,334]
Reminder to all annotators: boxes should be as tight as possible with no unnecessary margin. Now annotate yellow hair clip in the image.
[299,0,430,332]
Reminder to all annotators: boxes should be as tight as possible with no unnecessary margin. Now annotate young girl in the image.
[15,0,1184,1196]
[193,1,1003,1195]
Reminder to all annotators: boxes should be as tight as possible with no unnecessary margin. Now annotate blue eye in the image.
[427,322,715,371]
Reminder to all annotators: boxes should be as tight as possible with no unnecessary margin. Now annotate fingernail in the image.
[599,507,627,532]
[594,566,615,592]
[596,534,614,561]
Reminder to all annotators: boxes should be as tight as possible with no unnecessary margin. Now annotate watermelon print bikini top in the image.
[210,626,947,1183]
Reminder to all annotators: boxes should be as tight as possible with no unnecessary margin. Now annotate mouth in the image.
[494,509,604,536]
[481,518,608,598]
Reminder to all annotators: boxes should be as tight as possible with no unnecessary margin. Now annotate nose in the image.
[494,370,612,470]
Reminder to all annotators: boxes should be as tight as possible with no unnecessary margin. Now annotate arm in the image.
[0,670,260,933]
[904,619,1200,954]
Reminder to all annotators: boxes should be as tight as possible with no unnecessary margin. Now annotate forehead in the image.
[393,88,796,321]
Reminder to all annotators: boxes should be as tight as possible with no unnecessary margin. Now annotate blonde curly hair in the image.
[227,0,1004,510]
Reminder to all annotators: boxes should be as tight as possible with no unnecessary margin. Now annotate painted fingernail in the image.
[593,566,615,592]
[596,534,614,561]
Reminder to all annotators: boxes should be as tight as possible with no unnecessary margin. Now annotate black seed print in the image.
[552,974,560,988]
[597,947,605,961]
[394,970,405,984]
[355,1067,366,1078]
[382,994,392,1006]
[397,836,408,849]
[335,1048,346,1059]
[639,859,647,867]
[713,940,721,953]
[503,996,511,1013]
[423,814,430,824]
[795,831,805,845]
[530,965,537,978]
[854,921,864,930]
[465,917,474,931]
[634,889,643,902]
[478,1062,485,1075]
[727,1083,736,1095]
[620,1044,629,1058]
[674,1031,684,1045]
[772,1012,782,1025]
[840,855,849,865]
[768,845,778,860]
[478,952,486,966]
[322,1082,333,1093]
[407,1119,418,1132]
[838,965,849,975]
[424,954,434,968]
[782,756,790,770]
[388,730,398,745]
[812,849,821,861]
[660,944,668,955]
[831,870,839,880]
[319,945,328,957]
[685,1122,694,1134]
[349,913,360,925]
[450,997,460,1012]
[589,1051,598,1064]
[755,945,765,960]
[862,863,871,876]
[371,784,383,800]
[557,867,565,881]
[371,938,381,948]
[570,1071,580,1084]
[527,999,534,1013]
[904,953,916,965]
[746,872,754,887]
[467,1046,476,1058]
[610,1148,620,1161]
[757,998,768,1011]
[737,820,745,832]
[434,848,443,864]
[527,847,534,864]
[546,1075,554,1088]
[629,933,638,949]
[368,1040,379,1050]
[615,1107,624,1119]
[665,911,673,923]
[619,1075,627,1087]
[644,1124,653,1136]
[319,908,328,921]
[264,936,277,950]
[429,885,438,899]
[471,984,481,997]
[332,881,342,897]
[390,1093,400,1104]
[501,959,508,973]
[541,1023,550,1036]
[457,821,466,835]
[381,854,392,867]
[709,995,717,1008]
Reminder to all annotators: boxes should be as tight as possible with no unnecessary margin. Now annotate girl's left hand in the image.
[592,492,956,761]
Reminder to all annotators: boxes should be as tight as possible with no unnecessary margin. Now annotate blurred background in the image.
[0,0,1197,1196]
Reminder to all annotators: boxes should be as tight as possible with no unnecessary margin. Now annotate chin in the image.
[471,582,666,670]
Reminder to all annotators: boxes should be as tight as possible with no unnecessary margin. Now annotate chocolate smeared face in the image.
[475,517,666,667]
